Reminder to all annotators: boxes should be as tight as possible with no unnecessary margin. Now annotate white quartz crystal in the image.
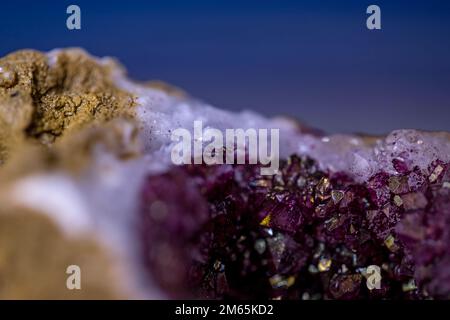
[113,62,450,182]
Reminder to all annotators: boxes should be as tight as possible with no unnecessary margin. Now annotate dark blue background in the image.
[1,0,449,134]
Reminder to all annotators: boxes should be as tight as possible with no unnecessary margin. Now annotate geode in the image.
[0,49,449,299]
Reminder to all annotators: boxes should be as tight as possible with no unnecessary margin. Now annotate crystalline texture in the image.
[139,155,450,299]
[2,49,449,299]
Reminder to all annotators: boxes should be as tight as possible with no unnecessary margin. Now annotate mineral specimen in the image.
[139,156,449,299]
[0,49,449,299]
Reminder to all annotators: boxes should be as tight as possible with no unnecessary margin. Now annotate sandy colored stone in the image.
[0,206,123,299]
[0,49,135,165]
[0,117,142,182]
[0,50,143,299]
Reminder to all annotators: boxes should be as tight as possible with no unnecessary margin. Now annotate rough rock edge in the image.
[0,48,136,166]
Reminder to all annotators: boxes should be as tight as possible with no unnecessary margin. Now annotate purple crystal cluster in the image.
[139,155,450,299]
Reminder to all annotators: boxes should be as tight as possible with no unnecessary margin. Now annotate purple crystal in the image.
[392,158,411,174]
[139,168,210,298]
[138,154,450,299]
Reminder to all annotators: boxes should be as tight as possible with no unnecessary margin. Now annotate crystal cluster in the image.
[1,49,449,299]
[140,156,450,299]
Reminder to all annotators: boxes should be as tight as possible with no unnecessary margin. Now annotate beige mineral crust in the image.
[0,49,136,165]
[0,49,143,299]
[0,205,123,299]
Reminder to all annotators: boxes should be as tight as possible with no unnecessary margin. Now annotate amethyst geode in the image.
[2,49,449,299]
[139,155,450,299]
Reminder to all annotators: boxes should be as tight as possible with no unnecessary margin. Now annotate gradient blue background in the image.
[1,0,449,134]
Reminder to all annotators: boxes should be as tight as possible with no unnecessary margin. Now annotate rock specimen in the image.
[140,157,449,299]
[0,49,449,299]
